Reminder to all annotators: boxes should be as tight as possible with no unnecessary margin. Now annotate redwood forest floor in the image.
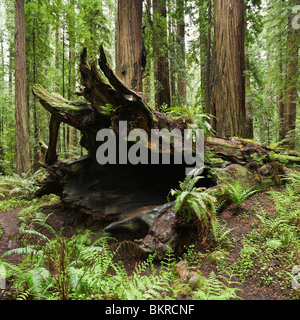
[1,184,299,301]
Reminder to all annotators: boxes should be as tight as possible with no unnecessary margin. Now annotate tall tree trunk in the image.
[245,47,253,139]
[143,0,153,103]
[32,18,40,172]
[62,24,67,156]
[200,20,207,108]
[15,0,31,174]
[68,0,76,160]
[55,24,60,92]
[277,35,285,142]
[284,15,299,148]
[205,0,212,114]
[176,0,186,104]
[153,0,171,110]
[199,0,211,111]
[210,0,246,138]
[116,0,143,92]
[168,2,176,106]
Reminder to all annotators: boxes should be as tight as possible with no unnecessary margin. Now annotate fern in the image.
[211,219,236,245]
[254,178,300,250]
[0,172,39,200]
[227,181,257,208]
[169,170,216,230]
[193,271,242,300]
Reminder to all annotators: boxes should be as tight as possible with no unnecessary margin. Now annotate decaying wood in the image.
[33,46,189,220]
[33,46,300,259]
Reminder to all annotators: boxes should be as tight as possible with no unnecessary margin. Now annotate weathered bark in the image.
[283,21,299,148]
[33,46,187,219]
[245,48,253,139]
[210,0,246,138]
[199,0,212,113]
[205,0,212,114]
[153,0,171,110]
[176,0,186,103]
[15,0,31,175]
[116,0,143,92]
[278,52,285,142]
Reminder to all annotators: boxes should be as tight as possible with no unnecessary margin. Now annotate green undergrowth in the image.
[169,170,300,300]
[213,170,300,299]
[0,217,241,300]
[1,170,300,300]
[233,172,300,298]
[0,170,59,212]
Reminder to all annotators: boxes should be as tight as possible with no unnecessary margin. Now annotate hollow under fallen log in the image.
[33,46,300,258]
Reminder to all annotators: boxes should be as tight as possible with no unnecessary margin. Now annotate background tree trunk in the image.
[277,42,285,142]
[210,0,246,138]
[116,0,143,92]
[284,15,299,148]
[205,0,212,114]
[176,0,186,104]
[15,0,31,174]
[68,0,77,160]
[153,0,171,110]
[245,47,253,139]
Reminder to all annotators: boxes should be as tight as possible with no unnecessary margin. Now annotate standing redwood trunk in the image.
[116,0,143,92]
[68,0,76,160]
[15,0,31,174]
[32,18,40,171]
[176,0,186,103]
[199,0,212,113]
[210,0,246,138]
[205,0,212,114]
[153,0,171,110]
[284,19,299,148]
[277,35,285,142]
[245,47,253,139]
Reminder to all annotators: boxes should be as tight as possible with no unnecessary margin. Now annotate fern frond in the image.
[193,271,242,300]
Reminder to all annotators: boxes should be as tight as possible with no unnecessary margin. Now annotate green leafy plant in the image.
[211,219,236,247]
[168,171,217,231]
[237,243,258,282]
[1,214,178,300]
[164,104,215,137]
[283,171,300,195]
[227,181,257,208]
[180,244,204,266]
[0,172,38,200]
[192,271,242,300]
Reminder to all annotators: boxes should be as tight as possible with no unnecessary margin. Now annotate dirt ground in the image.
[0,190,296,300]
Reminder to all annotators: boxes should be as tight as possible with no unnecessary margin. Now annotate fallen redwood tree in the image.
[33,46,300,258]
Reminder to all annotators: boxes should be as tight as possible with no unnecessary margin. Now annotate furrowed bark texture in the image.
[15,0,31,174]
[153,0,171,110]
[210,0,246,138]
[116,0,143,92]
[283,22,299,147]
